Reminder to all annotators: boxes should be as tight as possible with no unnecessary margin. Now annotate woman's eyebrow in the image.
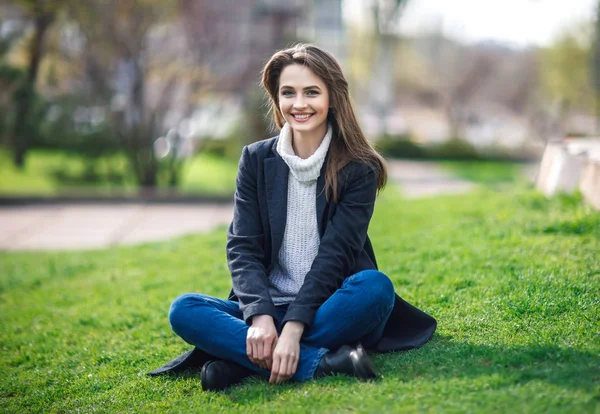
[280,85,322,90]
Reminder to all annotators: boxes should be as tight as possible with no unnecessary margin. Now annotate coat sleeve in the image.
[282,163,378,328]
[226,146,277,324]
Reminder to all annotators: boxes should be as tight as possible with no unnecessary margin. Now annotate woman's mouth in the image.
[291,113,314,123]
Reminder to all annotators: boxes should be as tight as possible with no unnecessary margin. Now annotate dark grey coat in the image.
[148,136,437,376]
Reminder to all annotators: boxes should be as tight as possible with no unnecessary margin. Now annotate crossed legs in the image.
[168,270,395,381]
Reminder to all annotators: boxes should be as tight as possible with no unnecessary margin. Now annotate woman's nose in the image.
[293,98,308,109]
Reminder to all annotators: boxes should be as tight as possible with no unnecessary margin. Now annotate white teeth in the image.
[294,114,311,119]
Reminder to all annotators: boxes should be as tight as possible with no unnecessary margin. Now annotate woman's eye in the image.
[281,90,293,96]
[307,90,319,96]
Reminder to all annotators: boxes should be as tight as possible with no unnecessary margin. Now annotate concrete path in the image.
[386,160,473,198]
[0,161,472,252]
[0,203,233,252]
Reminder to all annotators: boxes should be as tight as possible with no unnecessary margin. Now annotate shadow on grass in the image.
[156,334,599,404]
[378,335,599,393]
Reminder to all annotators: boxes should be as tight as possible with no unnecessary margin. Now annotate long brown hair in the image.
[261,43,387,202]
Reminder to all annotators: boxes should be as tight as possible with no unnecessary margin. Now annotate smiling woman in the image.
[150,43,437,392]
[277,65,330,158]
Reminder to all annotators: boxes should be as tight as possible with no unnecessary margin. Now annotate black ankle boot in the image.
[314,343,378,381]
[201,360,254,391]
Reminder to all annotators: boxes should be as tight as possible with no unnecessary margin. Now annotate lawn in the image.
[0,148,238,196]
[1,187,599,413]
[440,160,529,184]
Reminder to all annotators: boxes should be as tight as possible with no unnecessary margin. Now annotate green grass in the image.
[179,153,238,196]
[0,148,238,196]
[440,160,527,184]
[1,188,599,413]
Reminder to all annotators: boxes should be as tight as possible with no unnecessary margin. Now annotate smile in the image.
[292,113,314,122]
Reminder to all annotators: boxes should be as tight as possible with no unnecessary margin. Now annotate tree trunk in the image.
[12,10,54,168]
[373,32,396,136]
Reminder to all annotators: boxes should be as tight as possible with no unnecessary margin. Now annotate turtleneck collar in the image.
[276,123,332,183]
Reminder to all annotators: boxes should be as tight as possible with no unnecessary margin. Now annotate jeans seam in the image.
[308,347,329,380]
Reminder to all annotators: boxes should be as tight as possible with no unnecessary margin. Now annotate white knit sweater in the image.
[268,123,332,304]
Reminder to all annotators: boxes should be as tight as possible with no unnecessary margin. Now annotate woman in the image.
[148,44,437,391]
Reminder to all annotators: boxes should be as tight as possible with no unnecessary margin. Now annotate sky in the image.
[344,0,597,47]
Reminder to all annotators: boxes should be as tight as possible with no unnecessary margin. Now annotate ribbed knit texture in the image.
[269,123,332,304]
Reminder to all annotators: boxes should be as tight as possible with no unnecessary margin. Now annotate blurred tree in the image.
[540,19,594,123]
[63,0,218,187]
[593,0,600,132]
[346,22,377,96]
[500,51,539,115]
[0,26,25,147]
[57,0,273,188]
[370,0,410,135]
[69,1,168,186]
[2,0,59,167]
[445,50,494,137]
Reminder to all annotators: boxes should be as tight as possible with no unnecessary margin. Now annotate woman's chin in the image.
[290,119,326,134]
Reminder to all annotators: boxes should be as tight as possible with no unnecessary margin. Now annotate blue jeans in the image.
[168,270,395,381]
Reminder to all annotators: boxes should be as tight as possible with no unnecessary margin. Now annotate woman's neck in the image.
[291,123,328,159]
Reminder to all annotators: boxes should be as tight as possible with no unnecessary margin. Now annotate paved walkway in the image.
[0,203,234,252]
[0,161,472,252]
[387,160,473,198]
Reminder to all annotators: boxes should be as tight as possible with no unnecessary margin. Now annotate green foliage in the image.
[539,19,595,112]
[199,137,244,161]
[593,2,600,95]
[0,147,133,193]
[376,135,484,160]
[375,134,429,159]
[35,95,134,185]
[0,39,25,147]
[0,147,238,195]
[0,189,599,412]
[37,101,120,156]
[430,138,482,160]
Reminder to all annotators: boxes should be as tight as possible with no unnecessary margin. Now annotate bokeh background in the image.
[0,0,597,196]
[1,3,599,412]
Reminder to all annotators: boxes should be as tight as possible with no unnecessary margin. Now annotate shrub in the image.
[429,138,482,160]
[198,137,243,161]
[375,134,429,159]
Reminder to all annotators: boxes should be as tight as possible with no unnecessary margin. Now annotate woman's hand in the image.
[247,315,278,370]
[269,321,304,384]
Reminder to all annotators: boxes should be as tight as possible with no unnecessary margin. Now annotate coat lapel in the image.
[264,153,289,262]
[316,163,327,237]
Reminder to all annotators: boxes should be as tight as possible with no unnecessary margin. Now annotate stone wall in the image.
[580,158,600,209]
[535,139,600,210]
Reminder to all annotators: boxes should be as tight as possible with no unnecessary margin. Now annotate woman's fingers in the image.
[247,319,279,369]
[266,343,274,370]
[269,354,294,384]
[246,337,255,363]
[248,339,258,364]
[286,354,298,379]
[247,337,275,369]
[253,341,260,363]
[280,353,296,383]
[268,334,300,384]
[256,341,264,361]
[263,335,274,360]
[269,356,281,384]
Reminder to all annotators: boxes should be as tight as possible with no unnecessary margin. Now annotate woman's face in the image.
[278,64,330,137]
